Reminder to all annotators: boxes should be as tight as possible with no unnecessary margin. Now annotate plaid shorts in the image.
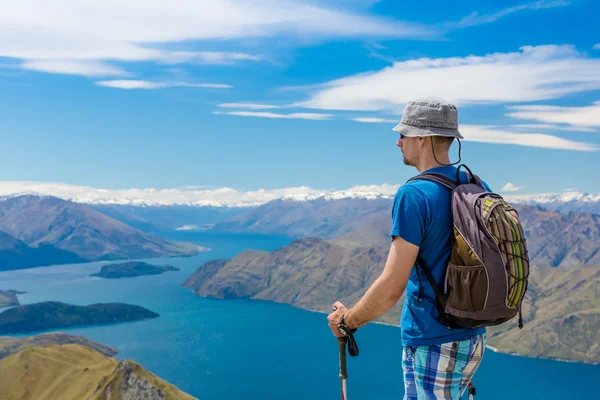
[402,333,486,400]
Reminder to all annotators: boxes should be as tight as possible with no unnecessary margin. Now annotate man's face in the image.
[397,134,418,167]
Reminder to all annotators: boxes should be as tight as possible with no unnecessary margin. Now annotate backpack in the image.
[407,164,530,330]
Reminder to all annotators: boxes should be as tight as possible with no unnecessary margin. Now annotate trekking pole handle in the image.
[333,306,348,380]
[338,336,348,379]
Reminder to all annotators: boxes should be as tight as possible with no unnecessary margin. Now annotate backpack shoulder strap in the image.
[407,172,458,191]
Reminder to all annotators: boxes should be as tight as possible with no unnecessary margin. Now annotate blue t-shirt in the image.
[391,165,489,347]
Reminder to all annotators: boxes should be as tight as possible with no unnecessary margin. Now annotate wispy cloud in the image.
[594,44,600,50]
[0,0,433,79]
[352,117,398,123]
[160,51,263,65]
[21,60,129,77]
[448,0,570,29]
[217,103,281,110]
[460,125,599,152]
[501,182,524,192]
[506,101,600,129]
[214,110,333,120]
[509,124,597,133]
[295,45,600,111]
[96,80,232,89]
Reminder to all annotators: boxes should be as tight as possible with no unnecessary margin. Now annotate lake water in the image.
[1,231,598,400]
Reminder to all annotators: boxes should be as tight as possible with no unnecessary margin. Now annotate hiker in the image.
[327,98,491,399]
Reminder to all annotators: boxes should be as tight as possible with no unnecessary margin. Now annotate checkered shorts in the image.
[402,334,486,400]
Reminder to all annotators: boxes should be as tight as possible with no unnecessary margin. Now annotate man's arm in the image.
[343,235,419,329]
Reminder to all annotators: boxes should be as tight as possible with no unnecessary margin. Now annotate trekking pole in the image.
[338,336,348,400]
[333,306,348,400]
[468,380,476,400]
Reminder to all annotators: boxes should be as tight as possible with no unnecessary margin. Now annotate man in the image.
[327,98,489,399]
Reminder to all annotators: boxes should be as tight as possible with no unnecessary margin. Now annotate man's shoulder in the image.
[396,177,448,201]
[394,181,430,202]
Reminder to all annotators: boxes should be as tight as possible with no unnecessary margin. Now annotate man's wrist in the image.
[341,310,357,330]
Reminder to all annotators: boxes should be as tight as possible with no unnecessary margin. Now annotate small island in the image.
[0,290,24,308]
[90,261,180,279]
[0,301,159,334]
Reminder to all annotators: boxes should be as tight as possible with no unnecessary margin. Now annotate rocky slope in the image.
[0,301,159,334]
[0,344,197,400]
[0,332,117,360]
[0,195,205,268]
[91,261,179,279]
[182,237,403,327]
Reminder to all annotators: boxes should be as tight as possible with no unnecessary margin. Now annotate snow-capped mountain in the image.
[504,191,600,214]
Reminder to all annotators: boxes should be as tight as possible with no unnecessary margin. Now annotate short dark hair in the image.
[433,136,454,149]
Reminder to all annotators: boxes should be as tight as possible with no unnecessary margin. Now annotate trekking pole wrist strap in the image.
[337,314,359,357]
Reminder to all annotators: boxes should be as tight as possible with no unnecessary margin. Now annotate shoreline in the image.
[304,308,599,366]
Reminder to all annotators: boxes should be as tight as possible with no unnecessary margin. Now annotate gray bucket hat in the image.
[392,98,464,139]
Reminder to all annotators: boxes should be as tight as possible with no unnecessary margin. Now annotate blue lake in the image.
[1,231,598,399]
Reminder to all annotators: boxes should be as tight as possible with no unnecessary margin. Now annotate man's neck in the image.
[416,155,452,173]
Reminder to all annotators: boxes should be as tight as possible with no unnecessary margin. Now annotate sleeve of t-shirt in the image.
[390,185,428,247]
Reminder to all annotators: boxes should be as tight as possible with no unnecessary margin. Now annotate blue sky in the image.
[1,0,599,203]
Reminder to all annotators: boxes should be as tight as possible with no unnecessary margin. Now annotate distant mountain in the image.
[517,205,600,267]
[485,264,600,364]
[0,344,197,400]
[211,197,392,238]
[0,195,205,264]
[505,192,600,215]
[0,230,85,271]
[0,332,117,360]
[92,203,248,232]
[91,261,179,279]
[0,301,159,334]
[211,196,600,267]
[182,237,404,325]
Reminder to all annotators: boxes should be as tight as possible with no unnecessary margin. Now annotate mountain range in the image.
[183,199,600,364]
[91,203,246,232]
[0,195,205,271]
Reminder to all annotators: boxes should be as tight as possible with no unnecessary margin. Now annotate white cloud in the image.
[218,103,281,109]
[160,51,262,65]
[594,44,600,50]
[460,125,598,152]
[506,101,600,129]
[214,110,333,120]
[448,0,570,29]
[501,182,524,192]
[96,80,232,89]
[0,0,432,78]
[352,117,398,123]
[0,181,399,207]
[295,45,600,111]
[509,124,597,133]
[21,60,128,77]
